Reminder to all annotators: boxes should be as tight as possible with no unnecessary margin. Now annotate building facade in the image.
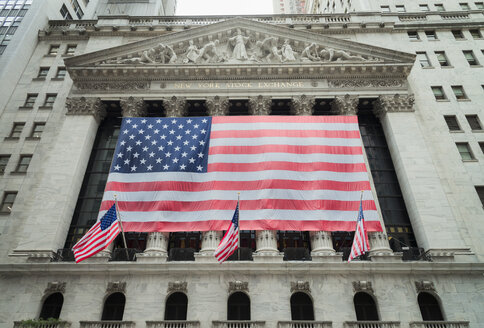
[0,4,484,328]
[273,0,306,14]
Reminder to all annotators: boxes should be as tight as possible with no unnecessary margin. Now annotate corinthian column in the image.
[310,231,336,255]
[120,96,147,117]
[248,95,271,115]
[331,94,359,115]
[206,96,230,116]
[255,230,279,256]
[291,95,315,116]
[163,96,187,117]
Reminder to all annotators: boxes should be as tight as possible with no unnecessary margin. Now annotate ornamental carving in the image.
[290,281,311,293]
[163,96,187,117]
[291,95,315,116]
[352,281,374,294]
[107,281,126,294]
[206,96,230,116]
[229,281,249,293]
[120,97,147,117]
[168,281,188,293]
[328,79,405,88]
[248,95,271,115]
[45,282,66,294]
[75,81,149,91]
[373,94,415,119]
[415,281,436,293]
[65,97,107,122]
[331,94,359,115]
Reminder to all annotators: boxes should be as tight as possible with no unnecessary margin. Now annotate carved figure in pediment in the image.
[319,48,367,62]
[301,43,320,62]
[158,43,177,64]
[183,40,200,64]
[281,39,296,62]
[229,29,249,61]
[261,37,283,62]
[198,39,221,63]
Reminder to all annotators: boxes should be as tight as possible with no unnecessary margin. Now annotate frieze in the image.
[352,281,374,294]
[45,282,66,294]
[107,281,126,294]
[290,281,311,293]
[415,281,436,293]
[328,79,405,88]
[168,281,188,294]
[228,281,249,293]
[75,81,150,91]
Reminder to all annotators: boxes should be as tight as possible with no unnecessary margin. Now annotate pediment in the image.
[65,18,415,81]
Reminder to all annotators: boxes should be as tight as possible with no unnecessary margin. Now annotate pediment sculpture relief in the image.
[98,29,382,66]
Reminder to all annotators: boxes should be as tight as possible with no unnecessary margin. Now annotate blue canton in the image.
[100,204,117,230]
[232,203,239,228]
[111,117,212,174]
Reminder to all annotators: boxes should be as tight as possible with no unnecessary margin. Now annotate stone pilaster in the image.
[330,94,359,115]
[120,96,147,117]
[65,96,107,123]
[248,95,271,115]
[373,94,415,119]
[163,96,187,117]
[291,95,315,116]
[206,96,230,116]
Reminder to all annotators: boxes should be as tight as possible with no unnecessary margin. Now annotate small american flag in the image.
[72,204,121,263]
[348,199,370,262]
[214,202,239,263]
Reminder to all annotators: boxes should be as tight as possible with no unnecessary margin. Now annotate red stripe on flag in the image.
[207,162,367,173]
[210,129,361,139]
[209,144,362,155]
[212,115,359,124]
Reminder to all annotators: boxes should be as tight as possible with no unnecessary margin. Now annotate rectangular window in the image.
[0,192,17,213]
[452,30,465,40]
[466,115,482,130]
[476,187,484,207]
[37,67,49,79]
[419,4,430,11]
[48,45,60,55]
[381,5,390,12]
[444,115,461,131]
[65,44,76,56]
[0,155,10,175]
[43,94,57,107]
[408,31,420,41]
[435,51,450,67]
[456,143,475,160]
[476,2,484,9]
[432,86,446,100]
[15,155,32,173]
[396,5,406,12]
[435,4,445,11]
[416,52,431,67]
[425,30,437,40]
[479,142,484,154]
[463,50,479,66]
[452,86,468,100]
[60,4,72,19]
[460,2,470,9]
[9,122,25,138]
[55,67,66,79]
[30,122,45,138]
[24,94,37,108]
[70,0,84,19]
[469,29,483,39]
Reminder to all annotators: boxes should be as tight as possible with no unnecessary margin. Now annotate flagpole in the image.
[237,192,241,261]
[114,194,130,260]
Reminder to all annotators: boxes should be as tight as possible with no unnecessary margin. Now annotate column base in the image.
[136,251,168,263]
[194,252,218,262]
[311,252,343,263]
[253,252,283,263]
[369,252,403,263]
[83,249,111,263]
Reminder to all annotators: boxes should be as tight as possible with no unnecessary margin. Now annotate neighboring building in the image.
[273,0,306,14]
[0,3,484,328]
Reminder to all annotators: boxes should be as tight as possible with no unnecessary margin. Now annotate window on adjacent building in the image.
[432,86,446,100]
[418,292,444,321]
[435,4,445,11]
[101,293,125,321]
[479,142,484,154]
[39,293,63,320]
[451,86,468,100]
[476,2,484,9]
[456,142,475,160]
[70,0,84,19]
[425,30,437,40]
[416,52,431,67]
[476,186,484,207]
[24,94,38,108]
[408,31,420,40]
[65,44,77,56]
[463,50,479,65]
[452,30,465,40]
[380,5,390,12]
[0,155,10,175]
[291,292,314,320]
[227,292,251,320]
[164,292,188,320]
[37,67,49,79]
[15,155,32,173]
[354,292,379,321]
[396,5,406,12]
[419,4,430,11]
[9,122,25,138]
[460,2,471,10]
[0,192,17,213]
[469,29,483,39]
[43,94,57,107]
[466,115,482,130]
[30,122,45,138]
[55,67,66,79]
[435,51,450,66]
[59,4,72,19]
[48,45,60,55]
[444,115,461,131]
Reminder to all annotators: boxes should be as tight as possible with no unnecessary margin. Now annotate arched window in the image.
[227,292,250,320]
[164,292,188,320]
[39,293,63,319]
[102,292,125,321]
[418,292,444,321]
[290,292,314,320]
[354,292,379,321]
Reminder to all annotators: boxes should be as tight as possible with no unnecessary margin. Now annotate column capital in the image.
[331,94,359,115]
[291,95,315,116]
[373,94,415,119]
[65,97,106,123]
[163,96,187,117]
[248,95,272,115]
[120,96,147,117]
[206,96,230,116]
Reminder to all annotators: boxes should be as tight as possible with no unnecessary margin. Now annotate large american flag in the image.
[99,116,382,232]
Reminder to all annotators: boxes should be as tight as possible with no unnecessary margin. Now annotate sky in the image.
[176,0,274,16]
